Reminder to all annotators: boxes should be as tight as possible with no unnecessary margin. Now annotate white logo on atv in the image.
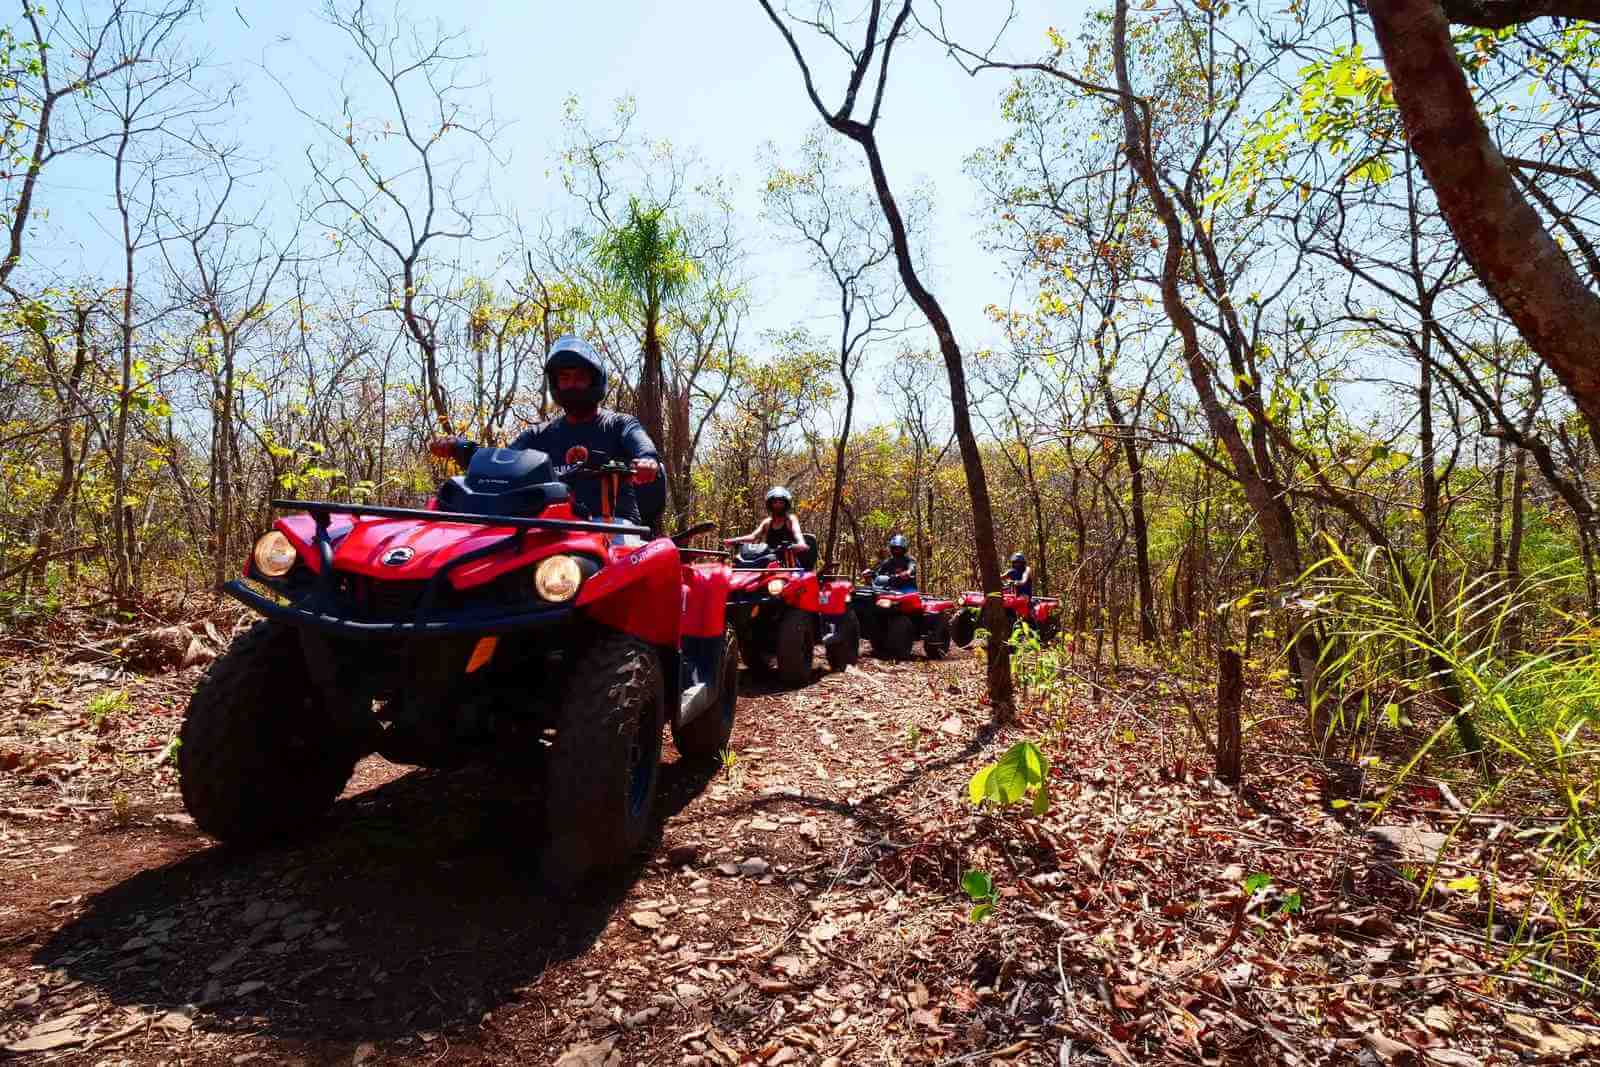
[381,546,415,566]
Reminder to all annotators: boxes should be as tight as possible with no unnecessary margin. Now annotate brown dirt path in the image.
[2,652,1007,1065]
[6,644,1596,1066]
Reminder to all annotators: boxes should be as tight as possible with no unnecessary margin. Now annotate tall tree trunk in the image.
[639,296,666,449]
[111,134,137,598]
[213,332,236,590]
[1490,439,1507,577]
[1111,0,1323,734]
[824,371,855,573]
[1104,378,1155,641]
[1367,0,1600,435]
[1505,446,1528,654]
[856,135,1014,718]
[23,306,92,597]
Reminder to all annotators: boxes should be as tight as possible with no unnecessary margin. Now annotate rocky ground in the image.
[2,616,1597,1065]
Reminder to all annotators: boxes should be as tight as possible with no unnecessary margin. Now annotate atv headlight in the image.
[766,578,787,596]
[252,531,297,578]
[876,597,892,609]
[535,554,584,602]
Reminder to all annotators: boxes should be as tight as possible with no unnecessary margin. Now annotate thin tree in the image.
[762,130,918,572]
[754,0,1015,717]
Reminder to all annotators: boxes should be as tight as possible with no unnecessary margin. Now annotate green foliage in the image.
[591,196,698,322]
[87,689,129,724]
[961,868,998,923]
[969,740,1051,816]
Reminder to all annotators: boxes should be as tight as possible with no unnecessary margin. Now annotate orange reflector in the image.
[465,636,499,674]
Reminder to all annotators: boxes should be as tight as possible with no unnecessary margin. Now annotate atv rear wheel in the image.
[542,633,664,888]
[825,610,859,672]
[952,610,978,649]
[180,620,362,844]
[877,615,916,660]
[672,629,738,762]
[924,615,952,660]
[775,608,815,686]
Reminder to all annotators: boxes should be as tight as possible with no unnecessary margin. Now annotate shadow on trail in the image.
[35,753,719,1046]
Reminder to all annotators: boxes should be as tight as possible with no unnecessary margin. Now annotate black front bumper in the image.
[224,579,576,637]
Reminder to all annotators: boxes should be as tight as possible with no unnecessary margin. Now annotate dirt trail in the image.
[6,645,1596,1065]
[2,653,1003,1065]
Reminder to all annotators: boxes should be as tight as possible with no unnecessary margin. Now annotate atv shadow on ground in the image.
[34,752,720,1046]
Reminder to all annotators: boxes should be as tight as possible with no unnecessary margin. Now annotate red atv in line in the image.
[952,588,1062,648]
[725,535,858,685]
[180,446,738,886]
[850,573,955,660]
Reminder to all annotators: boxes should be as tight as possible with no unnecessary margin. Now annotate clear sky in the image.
[39,0,1084,394]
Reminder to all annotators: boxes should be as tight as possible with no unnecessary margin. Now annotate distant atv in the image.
[726,535,858,685]
[850,572,955,660]
[952,588,1062,648]
[181,447,737,886]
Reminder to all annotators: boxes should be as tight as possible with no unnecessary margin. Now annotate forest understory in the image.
[2,601,1594,1066]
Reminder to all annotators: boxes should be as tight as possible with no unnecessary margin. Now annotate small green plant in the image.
[87,689,129,725]
[719,746,739,771]
[969,740,1051,815]
[961,869,999,923]
[904,723,922,747]
[155,734,181,767]
[1243,872,1304,916]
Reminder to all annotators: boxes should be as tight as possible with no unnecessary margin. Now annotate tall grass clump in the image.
[1302,537,1600,982]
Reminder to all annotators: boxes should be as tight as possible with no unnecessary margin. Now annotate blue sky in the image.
[40,0,1082,404]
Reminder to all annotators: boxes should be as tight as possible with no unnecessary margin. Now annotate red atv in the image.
[180,447,737,885]
[725,535,858,685]
[952,588,1062,648]
[850,573,955,660]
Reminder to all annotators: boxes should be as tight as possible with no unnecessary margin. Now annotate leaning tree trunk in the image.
[1367,0,1600,436]
[857,136,1014,718]
[823,368,856,573]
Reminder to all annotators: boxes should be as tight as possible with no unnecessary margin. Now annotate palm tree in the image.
[591,197,697,449]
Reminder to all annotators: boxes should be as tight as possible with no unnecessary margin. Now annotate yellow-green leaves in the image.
[969,740,1051,815]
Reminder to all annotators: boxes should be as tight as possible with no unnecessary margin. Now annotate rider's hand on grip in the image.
[630,458,660,485]
[428,436,464,460]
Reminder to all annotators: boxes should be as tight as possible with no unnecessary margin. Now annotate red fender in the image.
[576,538,682,646]
[681,562,732,639]
[816,578,852,617]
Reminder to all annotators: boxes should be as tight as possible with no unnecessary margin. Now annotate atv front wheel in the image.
[775,608,815,686]
[672,629,738,762]
[180,621,362,844]
[878,615,916,660]
[543,633,664,888]
[952,610,978,649]
[825,610,859,672]
[924,615,952,660]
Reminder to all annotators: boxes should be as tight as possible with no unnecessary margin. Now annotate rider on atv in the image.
[869,534,917,591]
[725,487,805,554]
[429,335,663,526]
[1005,552,1033,597]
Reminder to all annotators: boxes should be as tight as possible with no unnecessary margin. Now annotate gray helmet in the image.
[765,486,792,512]
[888,534,908,552]
[544,335,607,409]
[1010,553,1026,565]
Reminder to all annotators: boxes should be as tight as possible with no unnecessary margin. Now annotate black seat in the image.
[797,534,819,572]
